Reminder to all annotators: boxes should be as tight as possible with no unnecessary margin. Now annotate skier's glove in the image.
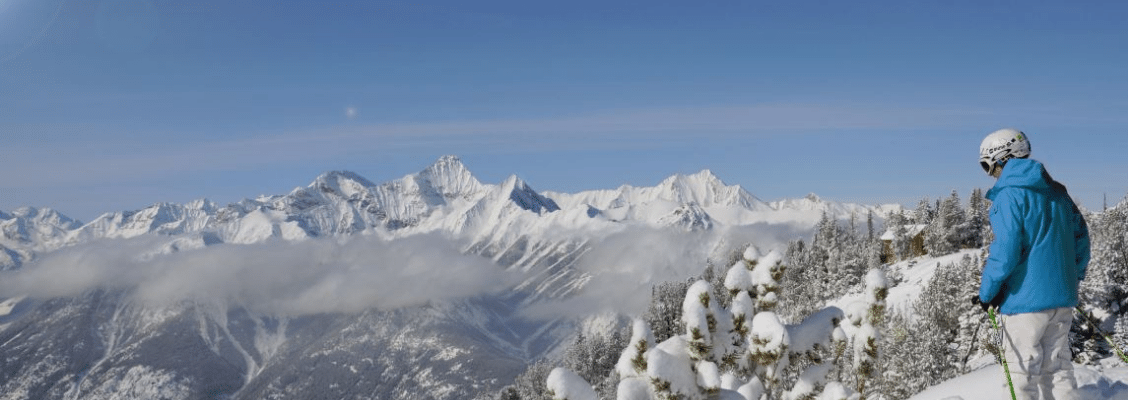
[970,294,991,313]
[987,290,1006,309]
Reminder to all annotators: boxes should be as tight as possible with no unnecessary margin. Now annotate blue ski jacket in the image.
[979,158,1090,315]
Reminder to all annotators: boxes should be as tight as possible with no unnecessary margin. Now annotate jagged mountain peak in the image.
[185,198,219,212]
[433,154,465,168]
[499,174,523,188]
[310,170,377,198]
[418,155,483,199]
[63,199,218,243]
[498,175,560,214]
[657,202,714,231]
[651,169,767,210]
[12,206,50,218]
[1,207,82,247]
[660,169,725,187]
[688,169,723,183]
[9,206,81,228]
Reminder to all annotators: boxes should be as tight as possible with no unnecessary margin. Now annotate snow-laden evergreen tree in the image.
[617,319,655,380]
[780,307,846,400]
[647,334,707,400]
[557,250,857,400]
[683,280,720,364]
[725,248,757,299]
[724,245,761,371]
[646,281,691,344]
[924,191,968,256]
[729,292,756,370]
[749,311,790,395]
[783,238,826,321]
[546,368,599,400]
[878,313,951,399]
[1115,313,1128,362]
[1072,201,1126,364]
[915,198,934,226]
[816,212,840,254]
[500,360,555,400]
[849,269,887,399]
[783,214,883,323]
[877,255,983,399]
[1083,204,1127,312]
[812,212,866,289]
[866,210,876,242]
[563,327,627,397]
[966,188,989,248]
[751,251,785,313]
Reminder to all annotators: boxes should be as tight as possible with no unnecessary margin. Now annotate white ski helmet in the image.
[979,128,1031,176]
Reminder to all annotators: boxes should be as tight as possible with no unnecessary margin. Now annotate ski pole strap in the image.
[988,308,1018,400]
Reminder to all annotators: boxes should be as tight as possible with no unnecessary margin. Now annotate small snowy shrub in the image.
[546,368,598,400]
[748,311,790,392]
[752,251,786,312]
[852,268,887,399]
[617,319,654,379]
[683,280,717,362]
[647,336,703,400]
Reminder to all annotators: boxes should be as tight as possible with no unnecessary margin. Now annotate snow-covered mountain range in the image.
[4,156,900,254]
[2,156,898,258]
[0,155,902,400]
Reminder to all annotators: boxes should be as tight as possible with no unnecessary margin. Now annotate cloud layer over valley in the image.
[0,234,520,316]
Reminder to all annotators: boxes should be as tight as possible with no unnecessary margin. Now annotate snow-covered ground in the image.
[856,251,1128,400]
[910,357,1128,400]
[831,249,981,321]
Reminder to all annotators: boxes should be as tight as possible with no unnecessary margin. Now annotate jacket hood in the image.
[987,159,1055,200]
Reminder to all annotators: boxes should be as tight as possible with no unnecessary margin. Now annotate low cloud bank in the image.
[0,222,809,319]
[0,234,519,316]
[523,222,806,319]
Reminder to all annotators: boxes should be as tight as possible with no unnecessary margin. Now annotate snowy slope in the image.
[831,249,1128,400]
[0,207,83,271]
[830,249,983,320]
[769,193,903,226]
[66,200,216,243]
[909,359,1128,400]
[0,207,81,250]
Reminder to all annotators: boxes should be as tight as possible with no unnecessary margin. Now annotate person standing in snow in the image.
[973,128,1090,400]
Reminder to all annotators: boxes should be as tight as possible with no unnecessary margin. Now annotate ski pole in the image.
[987,308,1018,400]
[1074,305,1128,364]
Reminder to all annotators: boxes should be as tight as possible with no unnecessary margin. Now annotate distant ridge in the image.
[1,155,902,256]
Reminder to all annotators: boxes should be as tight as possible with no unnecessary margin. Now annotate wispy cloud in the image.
[0,221,813,319]
[0,234,521,316]
[520,223,808,319]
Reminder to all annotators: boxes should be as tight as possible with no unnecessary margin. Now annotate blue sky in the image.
[3,0,1127,221]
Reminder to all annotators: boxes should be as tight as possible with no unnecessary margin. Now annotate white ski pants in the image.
[1000,307,1079,400]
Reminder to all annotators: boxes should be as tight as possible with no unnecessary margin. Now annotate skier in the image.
[973,128,1090,400]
